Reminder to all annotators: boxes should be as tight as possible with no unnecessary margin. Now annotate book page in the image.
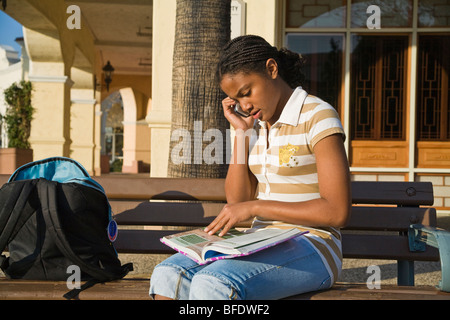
[222,229,306,254]
[202,229,307,262]
[163,228,244,257]
[212,228,295,249]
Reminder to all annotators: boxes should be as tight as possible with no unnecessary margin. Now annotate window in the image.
[285,0,450,171]
[285,0,346,28]
[350,0,413,28]
[350,35,408,140]
[416,35,450,141]
[418,0,450,27]
[286,34,343,112]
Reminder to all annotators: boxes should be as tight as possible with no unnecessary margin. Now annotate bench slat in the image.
[1,278,448,300]
[342,234,440,261]
[96,178,435,206]
[113,201,254,227]
[344,206,437,231]
[112,201,437,231]
[115,229,177,254]
[94,176,226,201]
[351,181,434,206]
[0,278,151,300]
[113,202,221,225]
[285,283,450,300]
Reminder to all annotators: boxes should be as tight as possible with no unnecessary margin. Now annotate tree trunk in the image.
[168,0,231,178]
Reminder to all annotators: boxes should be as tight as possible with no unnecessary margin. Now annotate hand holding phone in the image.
[222,97,254,131]
[234,103,250,118]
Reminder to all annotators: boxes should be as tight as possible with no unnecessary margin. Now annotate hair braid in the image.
[216,35,305,88]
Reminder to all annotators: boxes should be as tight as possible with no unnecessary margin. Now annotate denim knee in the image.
[189,272,240,300]
[149,264,191,300]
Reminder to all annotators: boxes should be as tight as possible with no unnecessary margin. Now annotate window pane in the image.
[286,0,346,28]
[380,38,408,139]
[286,34,343,112]
[419,0,450,27]
[351,35,408,140]
[417,35,450,140]
[351,0,412,28]
[351,36,377,139]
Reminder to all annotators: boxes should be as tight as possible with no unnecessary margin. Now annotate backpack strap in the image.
[37,179,132,299]
[0,180,39,271]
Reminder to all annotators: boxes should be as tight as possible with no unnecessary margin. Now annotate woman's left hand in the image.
[204,201,256,237]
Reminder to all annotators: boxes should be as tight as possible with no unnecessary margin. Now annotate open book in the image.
[160,228,308,265]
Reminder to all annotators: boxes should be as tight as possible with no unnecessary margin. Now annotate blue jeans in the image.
[149,236,333,300]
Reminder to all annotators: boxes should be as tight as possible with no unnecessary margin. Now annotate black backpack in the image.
[0,157,133,299]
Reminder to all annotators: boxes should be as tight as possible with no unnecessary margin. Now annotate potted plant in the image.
[0,80,34,174]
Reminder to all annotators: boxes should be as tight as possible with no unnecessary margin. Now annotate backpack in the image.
[0,157,133,299]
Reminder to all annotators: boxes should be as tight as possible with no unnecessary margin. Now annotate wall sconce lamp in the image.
[102,61,115,92]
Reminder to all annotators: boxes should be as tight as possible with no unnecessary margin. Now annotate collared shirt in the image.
[248,87,345,283]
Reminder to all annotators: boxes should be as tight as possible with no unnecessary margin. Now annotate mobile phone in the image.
[234,103,250,118]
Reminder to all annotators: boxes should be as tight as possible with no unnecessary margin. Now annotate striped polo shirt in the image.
[247,86,345,284]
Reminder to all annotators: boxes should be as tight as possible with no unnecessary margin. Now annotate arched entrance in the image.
[100,87,151,174]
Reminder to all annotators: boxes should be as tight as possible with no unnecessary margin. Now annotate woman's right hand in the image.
[222,97,255,131]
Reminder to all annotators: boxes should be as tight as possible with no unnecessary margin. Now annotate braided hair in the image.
[216,35,305,89]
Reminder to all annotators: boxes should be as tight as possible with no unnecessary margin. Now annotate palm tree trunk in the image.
[168,0,231,178]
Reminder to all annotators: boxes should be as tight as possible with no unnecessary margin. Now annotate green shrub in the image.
[1,80,34,149]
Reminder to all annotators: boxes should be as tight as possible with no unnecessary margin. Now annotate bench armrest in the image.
[408,224,450,292]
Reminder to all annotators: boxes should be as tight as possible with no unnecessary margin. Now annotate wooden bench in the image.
[1,175,450,300]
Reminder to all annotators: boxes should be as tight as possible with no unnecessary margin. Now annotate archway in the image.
[119,87,151,174]
[100,87,151,174]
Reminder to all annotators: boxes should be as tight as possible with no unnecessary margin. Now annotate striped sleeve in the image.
[302,97,345,148]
